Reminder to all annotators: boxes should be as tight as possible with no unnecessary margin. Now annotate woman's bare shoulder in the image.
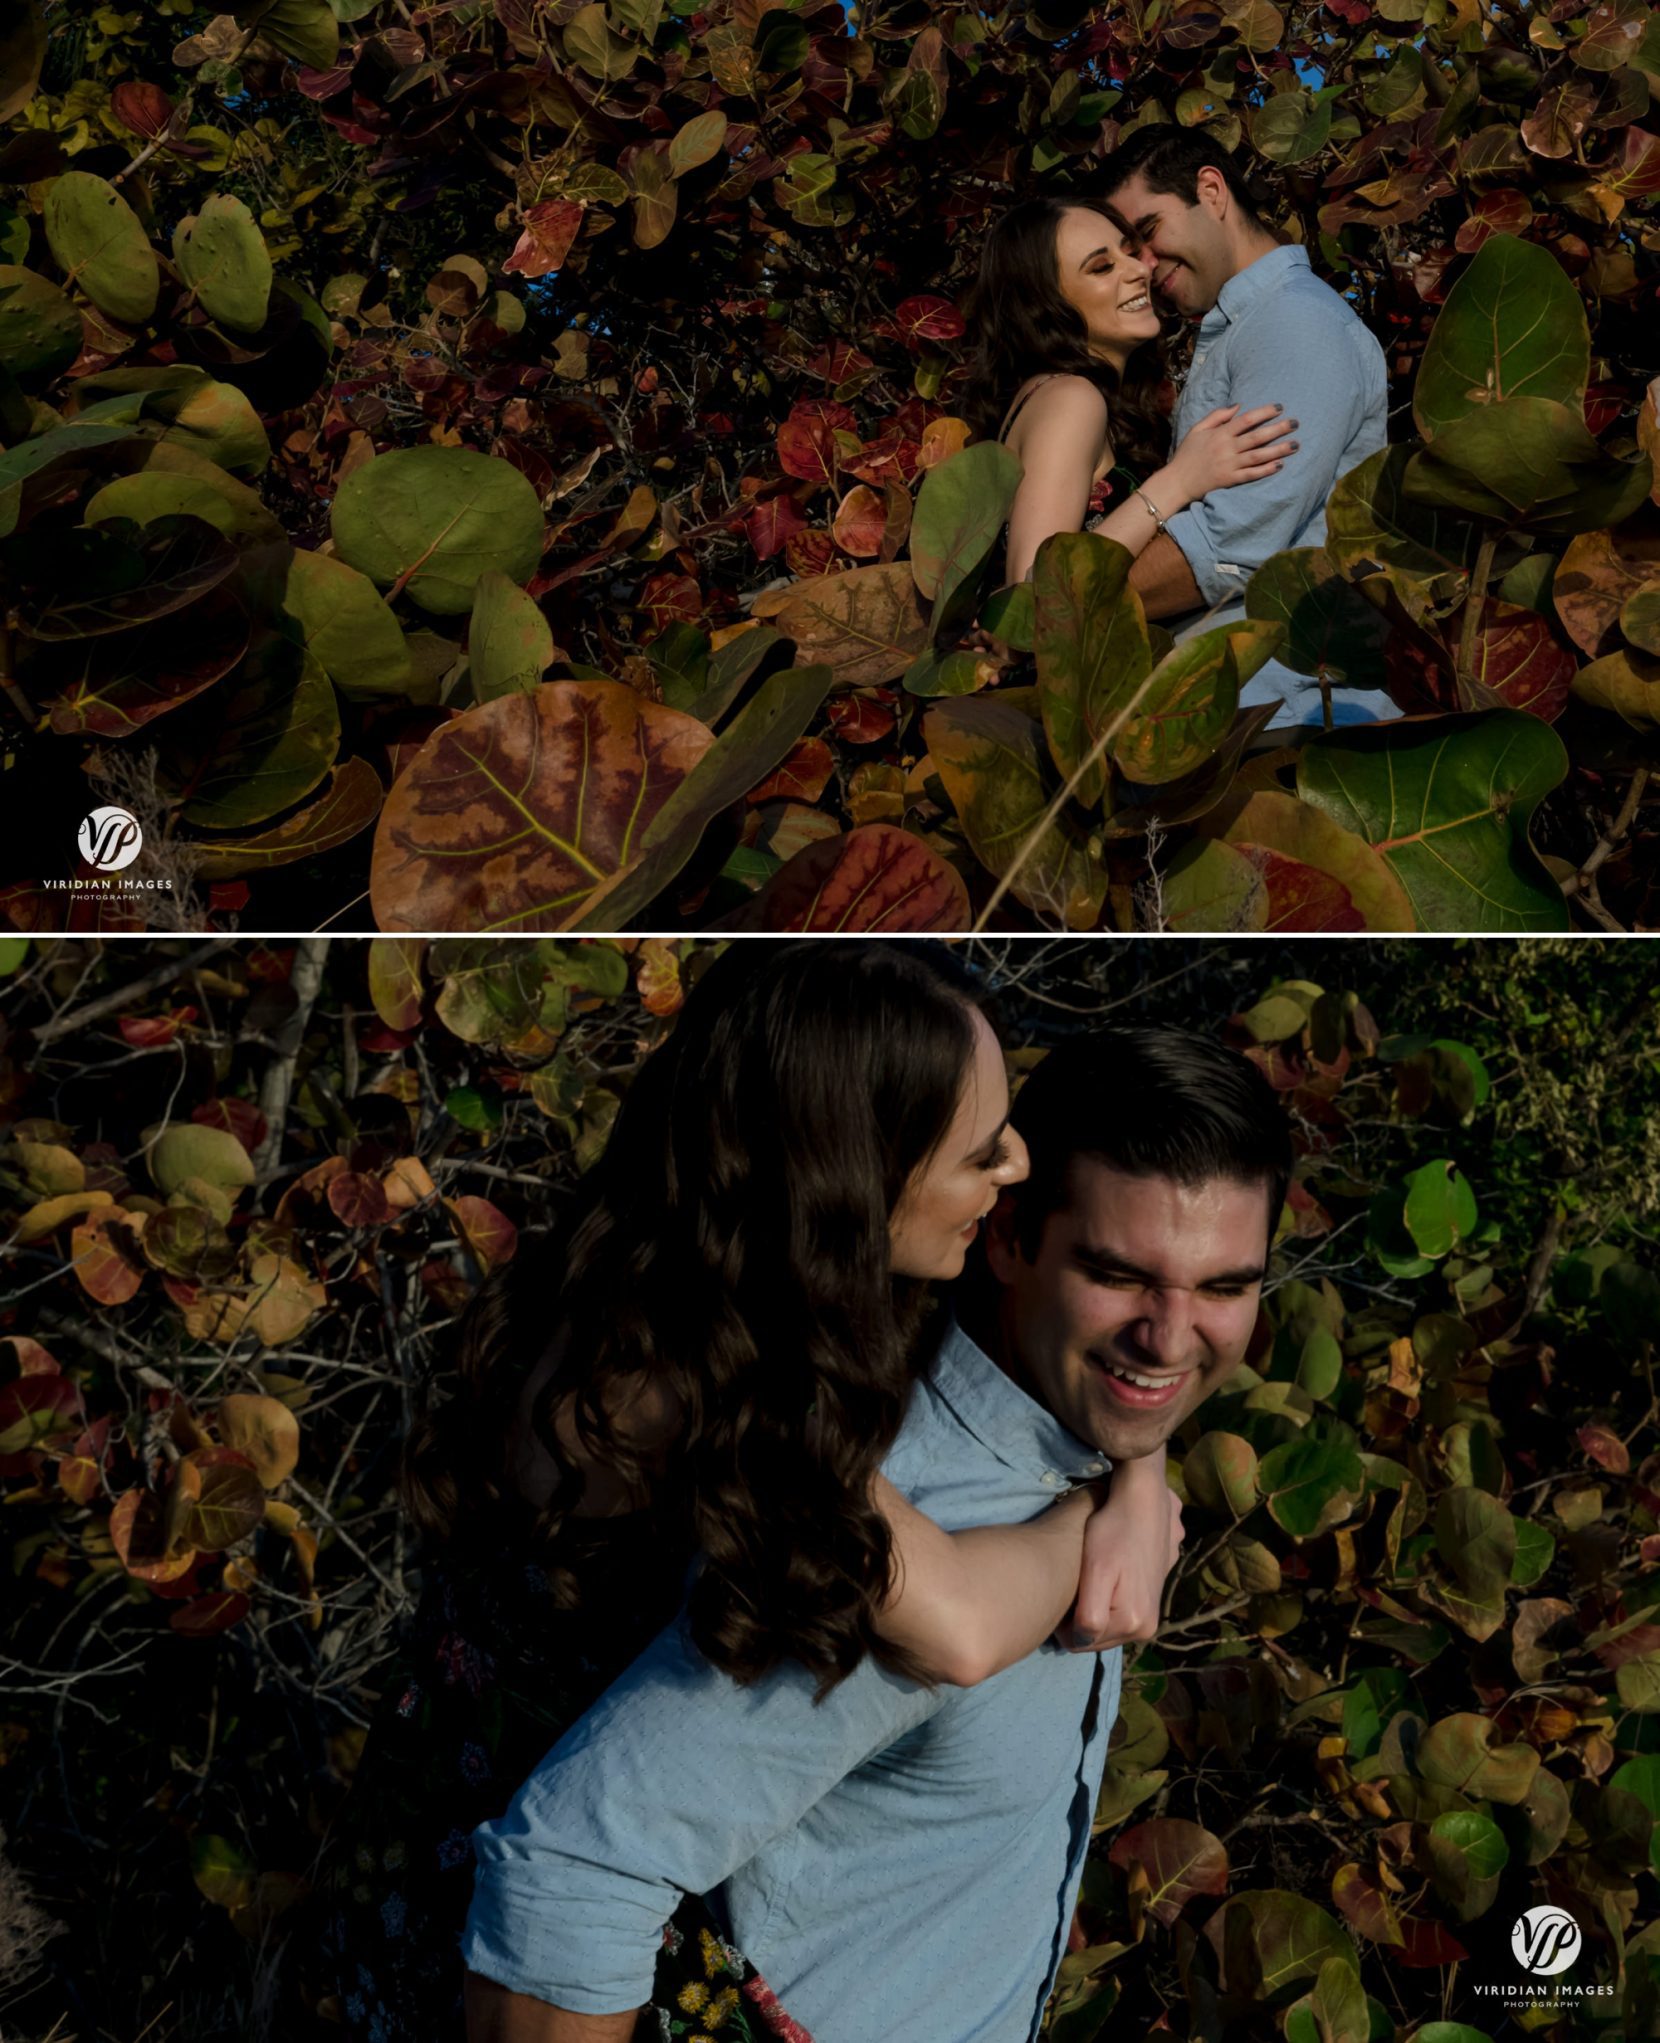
[1006,372,1112,436]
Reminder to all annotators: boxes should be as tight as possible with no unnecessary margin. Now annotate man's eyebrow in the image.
[1072,1246,1267,1288]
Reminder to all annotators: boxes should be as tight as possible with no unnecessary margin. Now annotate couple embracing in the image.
[314,940,1292,2043]
[967,125,1394,729]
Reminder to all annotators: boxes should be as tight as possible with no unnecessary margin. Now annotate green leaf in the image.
[1415,234,1590,439]
[925,694,1107,929]
[1342,1669,1411,1760]
[1244,547,1389,689]
[1427,1810,1508,1918]
[330,447,546,617]
[1032,530,1150,809]
[668,110,728,176]
[43,171,159,325]
[910,441,1022,623]
[1114,626,1243,788]
[1617,1654,1660,1712]
[0,263,94,383]
[191,757,384,879]
[1183,1432,1259,1516]
[1258,1418,1365,1539]
[235,0,339,67]
[1405,396,1653,534]
[469,569,555,701]
[149,1123,256,1198]
[1206,1889,1358,2000]
[165,635,340,830]
[443,1084,503,1133]
[1296,712,1570,932]
[1418,1712,1540,1803]
[569,665,836,928]
[281,549,415,699]
[1324,448,1483,624]
[1434,1486,1514,1603]
[172,193,274,336]
[564,1,637,78]
[1402,1159,1478,1258]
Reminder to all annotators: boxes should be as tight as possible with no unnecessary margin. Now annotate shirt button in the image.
[1040,1470,1064,1488]
[1083,1461,1105,1476]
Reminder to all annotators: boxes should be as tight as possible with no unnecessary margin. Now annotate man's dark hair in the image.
[1099,124,1271,229]
[1005,1025,1293,1255]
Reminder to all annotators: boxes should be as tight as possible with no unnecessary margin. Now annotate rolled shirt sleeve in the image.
[1162,310,1377,609]
[461,1613,944,2012]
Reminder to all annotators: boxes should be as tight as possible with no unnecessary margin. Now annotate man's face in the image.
[988,1160,1269,1461]
[1108,169,1235,320]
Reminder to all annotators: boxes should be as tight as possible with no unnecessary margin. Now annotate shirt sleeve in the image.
[1161,300,1381,607]
[460,1614,945,2012]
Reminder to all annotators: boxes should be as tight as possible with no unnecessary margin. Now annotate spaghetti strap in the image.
[997,375,1057,445]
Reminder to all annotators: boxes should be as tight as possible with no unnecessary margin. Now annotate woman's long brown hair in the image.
[961,193,1173,481]
[403,939,986,1698]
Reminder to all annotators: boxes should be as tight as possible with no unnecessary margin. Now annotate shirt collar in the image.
[1206,241,1310,332]
[929,1315,1111,1487]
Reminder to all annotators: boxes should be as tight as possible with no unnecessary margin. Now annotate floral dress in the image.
[307,1522,814,2043]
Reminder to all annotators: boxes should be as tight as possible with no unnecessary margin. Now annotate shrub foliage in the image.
[1,2,1657,929]
[1,935,1657,2039]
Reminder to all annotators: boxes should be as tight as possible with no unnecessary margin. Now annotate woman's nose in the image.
[997,1127,1032,1186]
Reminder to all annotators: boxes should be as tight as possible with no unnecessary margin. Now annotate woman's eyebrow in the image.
[1080,246,1115,268]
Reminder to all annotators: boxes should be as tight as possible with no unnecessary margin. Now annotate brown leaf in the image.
[371,682,714,932]
[768,564,932,690]
[743,825,970,931]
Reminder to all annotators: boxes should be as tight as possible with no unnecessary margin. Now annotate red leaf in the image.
[1395,1915,1468,1968]
[1238,847,1365,932]
[825,692,896,744]
[746,492,809,562]
[639,572,701,632]
[894,294,966,345]
[208,882,250,914]
[776,400,857,485]
[193,1098,268,1152]
[747,737,835,806]
[328,1171,392,1229]
[446,1195,518,1271]
[1579,1423,1631,1475]
[784,529,839,579]
[170,1591,252,1637]
[118,1005,198,1048]
[745,825,969,931]
[110,80,177,141]
[71,1211,144,1306]
[1464,603,1575,721]
[501,200,585,279]
[831,484,888,558]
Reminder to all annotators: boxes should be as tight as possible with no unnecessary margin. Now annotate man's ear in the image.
[984,1188,1026,1286]
[1197,165,1228,219]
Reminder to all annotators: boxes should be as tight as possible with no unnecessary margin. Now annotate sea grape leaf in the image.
[0,264,84,384]
[190,757,384,879]
[469,568,555,701]
[768,564,932,689]
[909,440,1022,622]
[925,694,1107,929]
[1106,1819,1230,1927]
[1296,712,1570,931]
[42,585,249,738]
[1177,789,1415,931]
[43,170,159,325]
[331,446,546,617]
[1245,547,1390,689]
[1405,397,1653,533]
[164,635,340,830]
[1033,530,1150,809]
[1415,232,1590,439]
[1206,1889,1358,2001]
[1115,626,1243,786]
[172,191,274,335]
[281,548,416,699]
[21,514,239,641]
[742,824,971,930]
[371,680,713,932]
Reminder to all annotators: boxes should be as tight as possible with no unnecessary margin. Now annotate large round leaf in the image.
[20,513,239,640]
[1173,789,1415,932]
[69,365,270,477]
[1296,712,1570,930]
[172,193,273,335]
[371,680,714,932]
[281,548,415,698]
[1324,449,1483,623]
[743,824,969,929]
[86,442,287,549]
[41,584,250,737]
[1417,1712,1540,1803]
[1405,396,1653,533]
[925,694,1107,929]
[1107,1819,1229,1927]
[1115,626,1243,786]
[1206,1890,1358,2002]
[1415,233,1589,440]
[1258,1418,1365,1538]
[43,171,159,325]
[1245,547,1390,690]
[164,635,341,830]
[1573,643,1660,729]
[0,263,84,383]
[331,446,546,616]
[766,563,931,689]
[1434,1487,1515,1601]
[910,440,1022,622]
[1033,530,1149,809]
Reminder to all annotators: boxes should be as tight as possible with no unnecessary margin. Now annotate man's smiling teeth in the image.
[1105,1361,1181,1390]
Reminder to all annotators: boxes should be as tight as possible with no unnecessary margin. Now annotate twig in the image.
[253,939,331,1189]
[27,941,237,1046]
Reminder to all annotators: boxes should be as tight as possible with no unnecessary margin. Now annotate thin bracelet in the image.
[1134,486,1169,533]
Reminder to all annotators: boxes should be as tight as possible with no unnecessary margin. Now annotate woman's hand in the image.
[1056,1459,1184,1651]
[1163,402,1299,504]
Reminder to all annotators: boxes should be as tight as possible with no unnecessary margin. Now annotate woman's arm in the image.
[1057,1451,1183,1652]
[465,1976,639,2043]
[872,1472,1104,1687]
[1004,377,1298,586]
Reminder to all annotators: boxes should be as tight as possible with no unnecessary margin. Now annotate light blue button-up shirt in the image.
[1161,242,1393,728]
[463,1317,1122,2042]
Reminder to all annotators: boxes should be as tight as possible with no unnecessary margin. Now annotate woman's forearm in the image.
[1084,464,1194,564]
[873,1473,1101,1686]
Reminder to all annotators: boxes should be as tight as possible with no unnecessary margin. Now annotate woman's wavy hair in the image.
[960,193,1173,481]
[403,939,989,1698]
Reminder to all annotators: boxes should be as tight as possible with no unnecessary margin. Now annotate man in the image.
[462,1027,1291,2043]
[1100,126,1394,728]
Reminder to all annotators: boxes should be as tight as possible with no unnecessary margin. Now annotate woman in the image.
[962,196,1299,585]
[310,941,1180,2042]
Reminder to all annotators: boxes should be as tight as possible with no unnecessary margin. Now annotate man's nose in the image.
[1129,1293,1194,1367]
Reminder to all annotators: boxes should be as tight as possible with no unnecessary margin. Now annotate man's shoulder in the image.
[1238,256,1381,350]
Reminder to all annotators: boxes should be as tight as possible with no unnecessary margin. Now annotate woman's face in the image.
[889,1009,1030,1282]
[1052,206,1162,364]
